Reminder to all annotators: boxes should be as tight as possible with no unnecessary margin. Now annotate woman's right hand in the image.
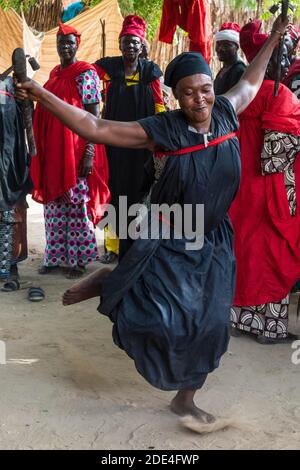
[15,79,44,102]
[270,13,289,39]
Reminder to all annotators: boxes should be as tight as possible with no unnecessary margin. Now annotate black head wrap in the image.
[164,52,212,89]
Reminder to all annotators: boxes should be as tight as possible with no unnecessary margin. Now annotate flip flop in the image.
[1,279,20,292]
[28,286,45,302]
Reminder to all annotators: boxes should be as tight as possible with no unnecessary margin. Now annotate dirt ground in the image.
[1,199,300,450]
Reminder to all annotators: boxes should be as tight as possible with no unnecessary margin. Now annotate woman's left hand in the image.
[79,154,93,177]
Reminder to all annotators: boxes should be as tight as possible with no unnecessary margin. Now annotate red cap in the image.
[240,20,268,63]
[119,15,146,42]
[286,23,300,47]
[215,22,241,45]
[219,22,241,33]
[57,22,81,47]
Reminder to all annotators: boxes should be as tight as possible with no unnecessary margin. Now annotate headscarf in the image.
[164,52,212,89]
[215,22,241,46]
[240,19,268,63]
[286,23,300,48]
[57,22,81,47]
[119,15,147,42]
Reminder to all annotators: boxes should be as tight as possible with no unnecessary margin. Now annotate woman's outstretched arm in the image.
[16,82,153,150]
[225,15,288,115]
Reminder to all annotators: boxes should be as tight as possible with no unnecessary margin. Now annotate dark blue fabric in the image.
[0,77,32,211]
[99,96,241,391]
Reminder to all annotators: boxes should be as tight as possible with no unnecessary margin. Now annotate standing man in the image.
[0,74,32,288]
[94,15,164,262]
[214,23,246,95]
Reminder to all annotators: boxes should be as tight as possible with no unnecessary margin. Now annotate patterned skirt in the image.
[43,178,99,268]
[231,295,289,339]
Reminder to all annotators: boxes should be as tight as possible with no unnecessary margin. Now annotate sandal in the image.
[256,333,300,345]
[99,251,118,264]
[66,266,86,279]
[28,286,45,302]
[1,279,20,292]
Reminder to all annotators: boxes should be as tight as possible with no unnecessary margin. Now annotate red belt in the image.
[0,90,14,98]
[154,132,236,158]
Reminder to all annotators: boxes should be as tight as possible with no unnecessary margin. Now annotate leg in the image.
[9,263,19,280]
[170,389,215,423]
[99,226,119,264]
[62,267,110,305]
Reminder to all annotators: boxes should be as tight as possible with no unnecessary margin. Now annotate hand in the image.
[271,14,289,38]
[79,155,94,177]
[15,79,44,102]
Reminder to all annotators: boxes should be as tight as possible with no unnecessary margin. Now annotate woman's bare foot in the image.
[62,267,110,306]
[170,390,215,423]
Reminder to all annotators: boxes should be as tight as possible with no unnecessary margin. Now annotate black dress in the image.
[214,61,246,95]
[94,57,163,257]
[98,96,241,391]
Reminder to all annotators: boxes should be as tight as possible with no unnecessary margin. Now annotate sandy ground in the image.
[0,199,300,450]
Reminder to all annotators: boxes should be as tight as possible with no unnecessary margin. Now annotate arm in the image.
[224,15,288,115]
[16,82,153,150]
[79,102,99,177]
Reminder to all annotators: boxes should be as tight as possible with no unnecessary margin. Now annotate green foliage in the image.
[0,0,36,12]
[262,0,300,20]
[92,0,163,39]
[225,0,300,19]
[226,0,257,10]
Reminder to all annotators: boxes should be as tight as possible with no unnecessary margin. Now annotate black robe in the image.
[0,77,32,211]
[214,60,246,95]
[94,57,162,256]
[98,97,241,391]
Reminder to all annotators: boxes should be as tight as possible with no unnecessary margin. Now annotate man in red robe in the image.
[229,20,300,344]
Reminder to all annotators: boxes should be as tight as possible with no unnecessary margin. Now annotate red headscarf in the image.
[240,19,268,63]
[57,22,81,47]
[286,23,300,48]
[119,15,147,41]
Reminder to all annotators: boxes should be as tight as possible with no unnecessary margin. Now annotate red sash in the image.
[154,132,236,158]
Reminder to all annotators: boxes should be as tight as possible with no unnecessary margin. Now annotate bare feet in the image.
[62,267,110,306]
[170,391,215,423]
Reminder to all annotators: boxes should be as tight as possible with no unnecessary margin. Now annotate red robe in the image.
[158,0,212,63]
[31,61,110,226]
[229,80,300,306]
